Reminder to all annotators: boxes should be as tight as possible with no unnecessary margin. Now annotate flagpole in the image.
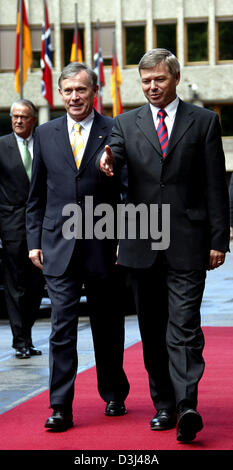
[112,31,118,115]
[43,0,46,25]
[19,0,23,98]
[43,0,50,119]
[74,2,78,61]
[96,19,101,112]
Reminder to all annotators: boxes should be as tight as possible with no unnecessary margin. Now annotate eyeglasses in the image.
[11,114,31,121]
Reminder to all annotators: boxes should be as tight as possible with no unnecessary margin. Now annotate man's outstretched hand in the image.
[99,145,114,176]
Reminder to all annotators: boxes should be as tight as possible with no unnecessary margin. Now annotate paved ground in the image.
[0,242,232,415]
[0,315,141,415]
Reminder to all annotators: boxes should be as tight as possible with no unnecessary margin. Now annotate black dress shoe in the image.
[177,408,203,442]
[150,409,177,430]
[29,346,42,356]
[45,408,73,431]
[105,401,127,416]
[15,348,31,359]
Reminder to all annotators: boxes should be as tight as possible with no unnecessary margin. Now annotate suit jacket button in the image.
[160,182,165,188]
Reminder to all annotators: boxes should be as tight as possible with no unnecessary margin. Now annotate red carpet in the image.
[0,327,233,451]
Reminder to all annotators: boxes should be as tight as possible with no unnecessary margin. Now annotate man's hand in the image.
[29,249,43,270]
[209,249,225,270]
[99,145,114,176]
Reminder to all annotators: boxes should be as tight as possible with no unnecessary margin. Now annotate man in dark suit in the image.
[99,49,229,442]
[0,99,44,359]
[26,63,129,431]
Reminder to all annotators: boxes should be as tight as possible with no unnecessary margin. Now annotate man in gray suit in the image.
[100,49,229,442]
[0,99,44,358]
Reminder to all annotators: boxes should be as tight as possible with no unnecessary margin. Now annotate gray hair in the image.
[138,49,180,77]
[10,99,37,117]
[58,62,98,89]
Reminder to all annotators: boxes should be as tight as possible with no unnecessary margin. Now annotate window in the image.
[0,29,15,71]
[63,28,84,67]
[205,104,233,136]
[30,28,55,69]
[0,27,54,71]
[221,105,233,136]
[155,23,177,56]
[124,25,145,66]
[217,20,233,61]
[92,25,114,66]
[186,22,208,63]
[0,112,12,137]
[50,109,66,120]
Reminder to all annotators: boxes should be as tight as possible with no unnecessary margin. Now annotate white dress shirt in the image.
[150,96,180,138]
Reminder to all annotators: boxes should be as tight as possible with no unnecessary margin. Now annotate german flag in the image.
[70,30,83,62]
[15,0,32,94]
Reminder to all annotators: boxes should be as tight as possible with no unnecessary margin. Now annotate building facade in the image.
[0,0,233,171]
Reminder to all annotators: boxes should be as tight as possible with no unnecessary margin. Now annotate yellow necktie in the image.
[72,123,84,169]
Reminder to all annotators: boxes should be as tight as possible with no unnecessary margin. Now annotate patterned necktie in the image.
[23,139,32,180]
[72,123,84,169]
[157,109,168,158]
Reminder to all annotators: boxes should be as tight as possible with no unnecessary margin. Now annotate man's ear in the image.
[94,85,99,98]
[176,72,181,86]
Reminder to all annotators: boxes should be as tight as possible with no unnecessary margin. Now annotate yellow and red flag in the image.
[15,0,32,94]
[111,43,123,117]
[70,30,83,62]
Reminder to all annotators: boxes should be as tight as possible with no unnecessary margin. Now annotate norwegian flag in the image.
[41,0,54,108]
[93,29,105,114]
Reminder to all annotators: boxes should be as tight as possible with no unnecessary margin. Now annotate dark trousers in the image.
[127,256,206,410]
[45,252,130,409]
[2,238,44,349]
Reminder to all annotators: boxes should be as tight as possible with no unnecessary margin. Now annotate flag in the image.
[111,48,123,117]
[70,30,83,62]
[93,29,105,114]
[41,0,54,108]
[15,0,32,94]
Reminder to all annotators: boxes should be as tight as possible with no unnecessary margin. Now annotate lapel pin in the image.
[99,135,103,139]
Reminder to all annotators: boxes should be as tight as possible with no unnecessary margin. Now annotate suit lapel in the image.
[52,115,77,172]
[135,101,196,161]
[8,133,30,186]
[165,100,195,158]
[78,112,109,174]
[53,114,109,174]
[136,104,162,156]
